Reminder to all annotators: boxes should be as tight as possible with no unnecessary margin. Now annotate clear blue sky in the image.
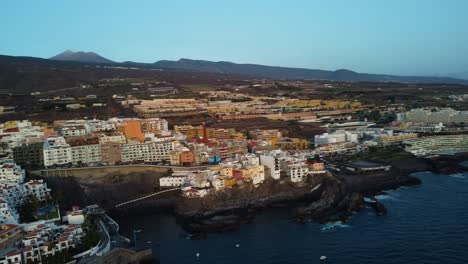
[1,0,468,77]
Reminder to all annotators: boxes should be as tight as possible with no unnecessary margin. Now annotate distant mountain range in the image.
[153,58,468,84]
[447,71,468,80]
[50,50,115,64]
[31,50,468,84]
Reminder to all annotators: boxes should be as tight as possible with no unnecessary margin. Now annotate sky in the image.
[1,0,468,77]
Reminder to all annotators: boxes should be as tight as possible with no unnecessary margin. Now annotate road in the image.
[77,213,130,263]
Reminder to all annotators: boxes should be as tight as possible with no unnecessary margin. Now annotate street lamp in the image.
[133,229,142,248]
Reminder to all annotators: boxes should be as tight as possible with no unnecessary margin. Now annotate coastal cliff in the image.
[171,170,420,233]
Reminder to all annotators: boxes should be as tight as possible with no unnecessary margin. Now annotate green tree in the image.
[18,195,41,223]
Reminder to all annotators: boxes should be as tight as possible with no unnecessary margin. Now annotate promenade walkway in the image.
[115,188,180,208]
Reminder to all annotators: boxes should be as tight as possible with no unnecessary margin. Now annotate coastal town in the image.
[2,1,468,263]
[1,84,467,262]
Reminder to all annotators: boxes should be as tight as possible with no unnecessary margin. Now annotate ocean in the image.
[114,172,468,264]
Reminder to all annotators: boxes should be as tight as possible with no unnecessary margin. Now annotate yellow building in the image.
[274,99,361,110]
[4,121,18,129]
[272,137,310,150]
[174,125,246,140]
[174,125,205,139]
[224,178,237,187]
[231,132,247,140]
[380,133,418,143]
[169,151,181,165]
[241,165,265,178]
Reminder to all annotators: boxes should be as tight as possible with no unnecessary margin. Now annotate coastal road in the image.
[77,214,130,264]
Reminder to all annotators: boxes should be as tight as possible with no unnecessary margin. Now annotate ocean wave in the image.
[375,193,399,201]
[449,173,467,179]
[321,221,351,231]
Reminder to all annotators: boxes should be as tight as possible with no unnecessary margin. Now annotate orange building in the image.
[224,178,237,187]
[179,151,196,166]
[119,120,145,142]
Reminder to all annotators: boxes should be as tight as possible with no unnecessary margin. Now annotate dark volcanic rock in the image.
[297,178,365,223]
[373,201,388,216]
[427,154,468,174]
[173,170,422,232]
[177,208,254,233]
[113,168,424,233]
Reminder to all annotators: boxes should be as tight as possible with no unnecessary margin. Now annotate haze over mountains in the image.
[15,50,467,84]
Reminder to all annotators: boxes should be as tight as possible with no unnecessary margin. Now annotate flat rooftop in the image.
[346,160,388,168]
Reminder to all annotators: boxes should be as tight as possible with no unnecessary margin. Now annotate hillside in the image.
[154,58,468,84]
[0,55,244,93]
[1,53,468,95]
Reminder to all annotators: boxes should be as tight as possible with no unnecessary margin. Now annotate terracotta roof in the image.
[7,251,20,257]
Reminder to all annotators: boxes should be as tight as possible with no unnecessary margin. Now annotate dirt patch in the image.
[41,167,172,209]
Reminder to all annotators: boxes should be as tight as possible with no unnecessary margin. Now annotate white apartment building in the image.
[260,153,282,180]
[0,183,23,225]
[23,180,51,201]
[97,132,127,144]
[314,130,358,146]
[159,176,186,187]
[0,185,24,208]
[404,135,468,156]
[86,119,116,132]
[212,177,225,190]
[237,154,260,166]
[14,222,85,263]
[0,161,25,186]
[247,165,266,185]
[0,198,19,224]
[281,158,309,183]
[399,108,468,124]
[70,144,101,165]
[0,122,44,154]
[405,123,445,133]
[43,137,72,167]
[142,118,169,132]
[354,128,393,140]
[59,125,88,137]
[121,141,174,163]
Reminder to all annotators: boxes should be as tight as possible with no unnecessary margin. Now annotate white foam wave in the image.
[449,173,467,179]
[321,221,351,231]
[375,194,399,201]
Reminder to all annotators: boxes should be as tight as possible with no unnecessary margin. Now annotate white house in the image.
[159,176,186,187]
[23,180,51,201]
[70,144,101,165]
[0,161,25,186]
[260,153,282,180]
[281,159,309,183]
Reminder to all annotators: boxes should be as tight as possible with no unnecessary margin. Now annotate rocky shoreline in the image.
[66,153,467,235]
[171,170,421,233]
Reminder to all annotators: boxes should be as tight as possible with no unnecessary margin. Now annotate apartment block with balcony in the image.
[42,137,72,167]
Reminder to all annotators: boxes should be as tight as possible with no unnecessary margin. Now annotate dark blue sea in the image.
[115,172,468,264]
